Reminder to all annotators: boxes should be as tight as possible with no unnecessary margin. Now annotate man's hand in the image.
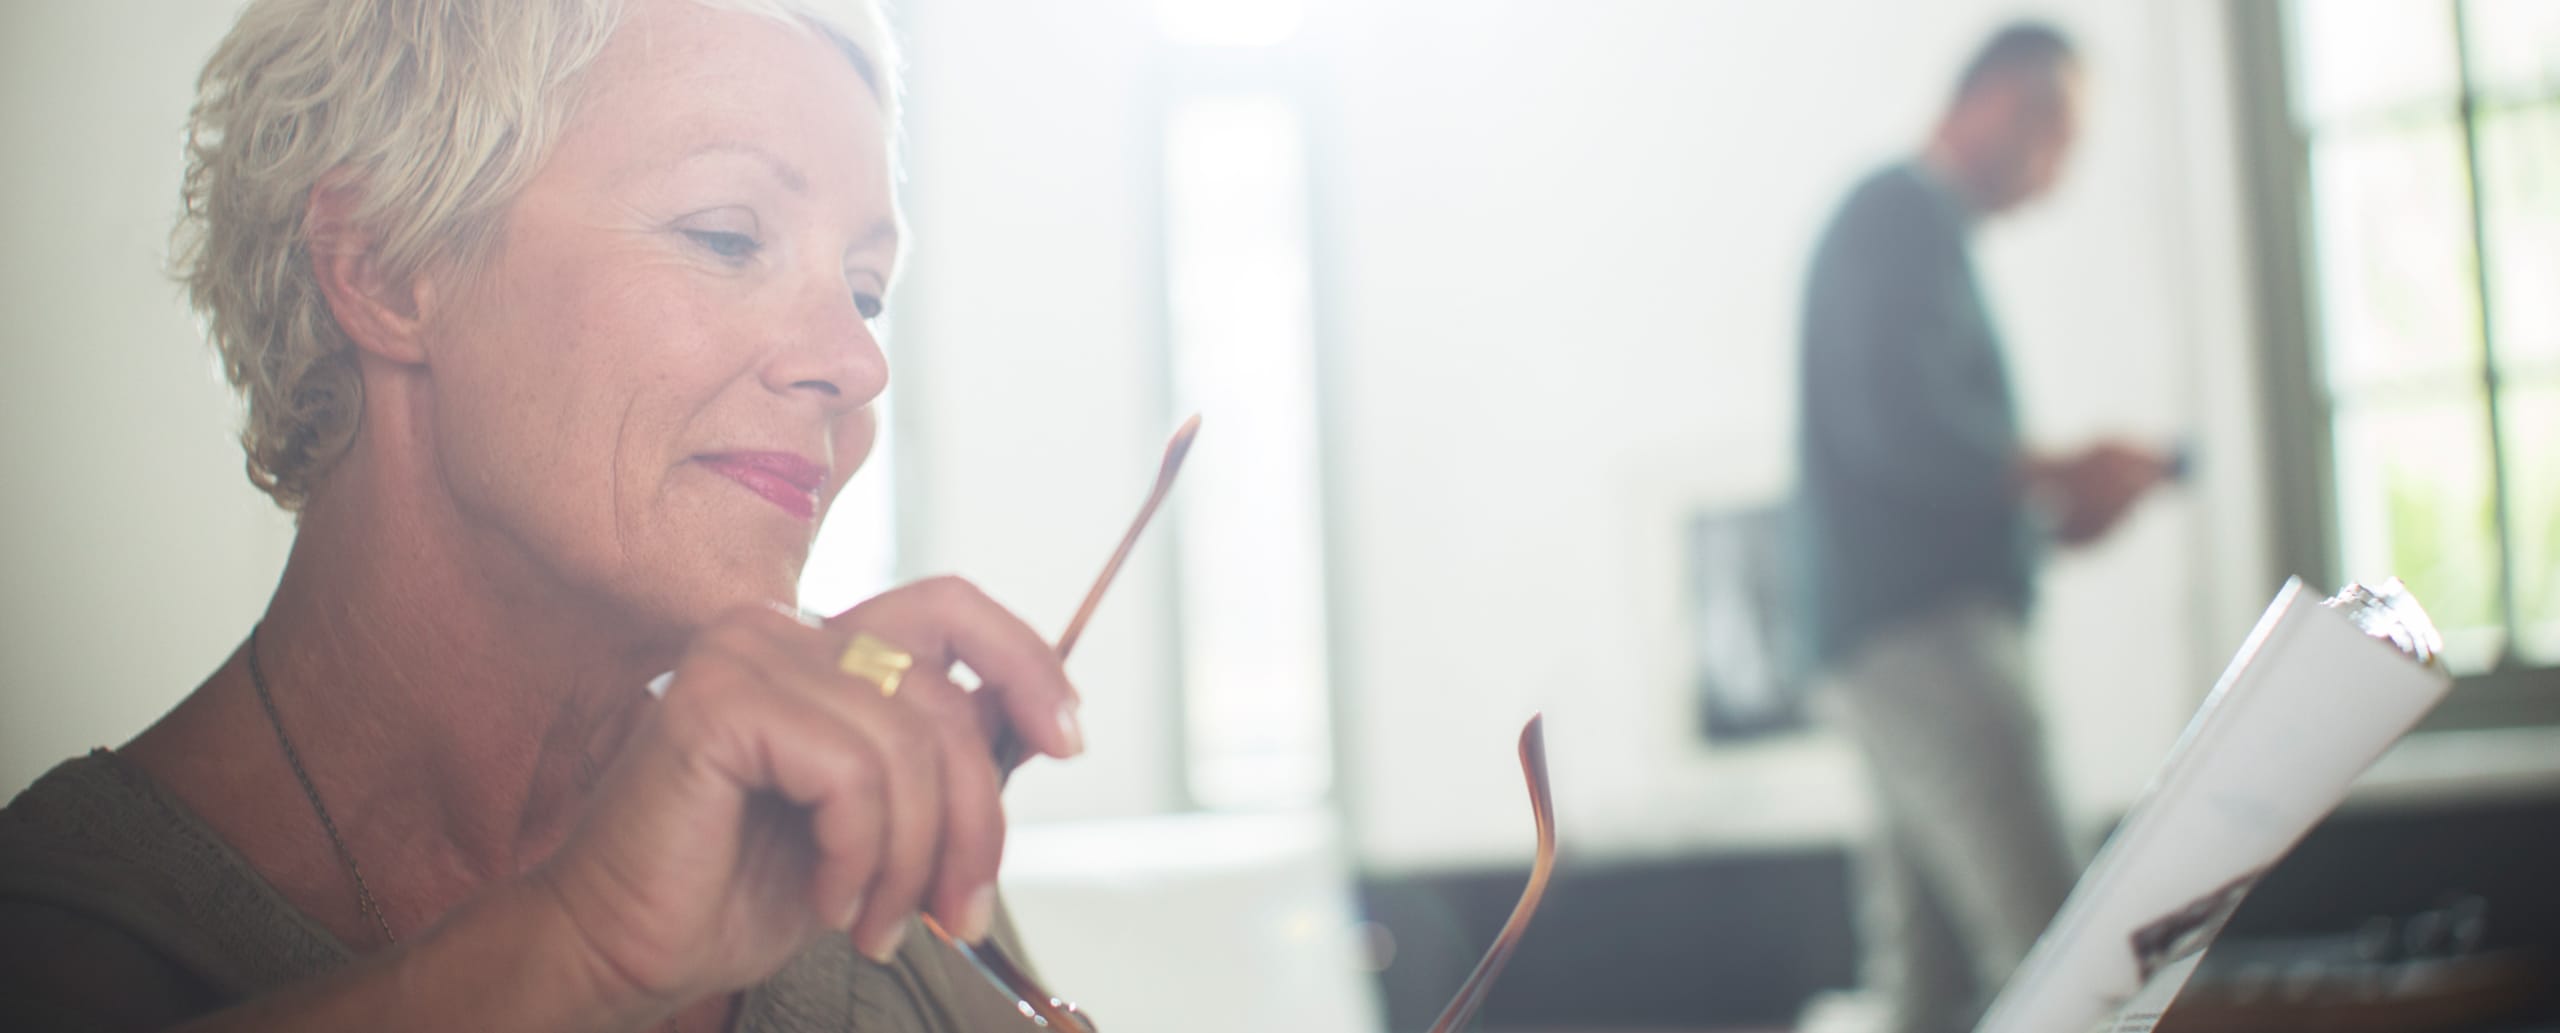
[2030,440,2173,546]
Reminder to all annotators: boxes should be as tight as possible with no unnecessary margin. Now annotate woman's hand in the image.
[530,577,1083,1014]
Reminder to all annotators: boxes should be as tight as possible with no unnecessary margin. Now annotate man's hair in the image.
[175,0,900,510]
[1951,20,2077,104]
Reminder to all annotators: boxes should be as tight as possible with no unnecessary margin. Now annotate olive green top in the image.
[0,750,1043,1032]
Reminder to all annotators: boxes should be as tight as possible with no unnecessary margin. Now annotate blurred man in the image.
[1794,22,2172,1033]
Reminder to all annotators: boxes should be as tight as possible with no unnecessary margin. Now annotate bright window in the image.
[2277,0,2560,681]
[1161,93,1335,810]
[1152,0,1336,809]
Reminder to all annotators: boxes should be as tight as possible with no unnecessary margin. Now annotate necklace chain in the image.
[244,627,700,1033]
[247,625,399,948]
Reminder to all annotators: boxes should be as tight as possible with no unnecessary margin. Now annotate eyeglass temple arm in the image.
[921,914,1093,1030]
[1427,715,1557,1033]
[918,418,1199,1033]
[990,414,1199,780]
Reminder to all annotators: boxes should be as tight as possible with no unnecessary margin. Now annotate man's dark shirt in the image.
[1796,161,2037,667]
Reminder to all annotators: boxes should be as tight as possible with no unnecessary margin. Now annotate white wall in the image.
[889,0,1193,821]
[2,0,2285,877]
[880,0,2290,865]
[0,0,291,794]
[1297,0,2276,868]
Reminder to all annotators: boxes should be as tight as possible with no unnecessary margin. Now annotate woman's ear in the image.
[306,174,435,366]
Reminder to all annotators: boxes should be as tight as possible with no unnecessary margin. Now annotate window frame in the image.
[2233,0,2560,727]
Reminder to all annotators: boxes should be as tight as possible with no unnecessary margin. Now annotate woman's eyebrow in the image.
[626,140,811,195]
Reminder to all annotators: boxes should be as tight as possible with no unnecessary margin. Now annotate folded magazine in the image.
[1976,579,2453,1033]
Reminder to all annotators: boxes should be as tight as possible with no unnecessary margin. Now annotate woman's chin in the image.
[602,556,809,638]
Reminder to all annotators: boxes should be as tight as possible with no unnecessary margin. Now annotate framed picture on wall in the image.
[1685,505,1811,742]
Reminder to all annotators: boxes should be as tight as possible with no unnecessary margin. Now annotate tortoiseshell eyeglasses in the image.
[923,417,1556,1031]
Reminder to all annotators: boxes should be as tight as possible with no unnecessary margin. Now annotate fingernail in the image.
[1055,700,1085,756]
[859,920,909,965]
[958,884,998,943]
[836,894,865,932]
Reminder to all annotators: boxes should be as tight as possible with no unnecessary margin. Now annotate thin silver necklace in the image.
[245,626,706,1032]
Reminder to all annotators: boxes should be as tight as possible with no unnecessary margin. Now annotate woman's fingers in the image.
[841,576,1085,762]
[707,609,950,959]
[718,602,1008,950]
[898,670,1008,941]
[592,576,1064,989]
[835,697,943,961]
[713,684,892,933]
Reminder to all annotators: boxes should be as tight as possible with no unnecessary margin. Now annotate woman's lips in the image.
[697,451,825,522]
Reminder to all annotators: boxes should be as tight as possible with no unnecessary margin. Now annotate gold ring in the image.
[838,632,915,698]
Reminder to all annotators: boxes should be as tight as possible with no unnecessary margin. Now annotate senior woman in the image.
[0,0,1082,1030]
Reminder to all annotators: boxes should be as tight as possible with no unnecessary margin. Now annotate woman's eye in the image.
[683,229,762,261]
[854,293,884,320]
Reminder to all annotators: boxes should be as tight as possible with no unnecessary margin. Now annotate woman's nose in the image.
[761,282,888,410]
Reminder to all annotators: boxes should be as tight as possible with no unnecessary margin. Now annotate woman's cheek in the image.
[833,406,879,489]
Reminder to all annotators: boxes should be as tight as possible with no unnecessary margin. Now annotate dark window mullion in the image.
[2501,362,2560,385]
[2450,0,2525,667]
[2305,89,2560,137]
[2330,375,2499,411]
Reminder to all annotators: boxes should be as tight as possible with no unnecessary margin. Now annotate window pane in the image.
[2332,398,2507,672]
[2477,102,2560,372]
[2501,384,2560,664]
[2306,124,2487,394]
[2289,0,2461,124]
[2464,0,2560,98]
[1162,95,1333,810]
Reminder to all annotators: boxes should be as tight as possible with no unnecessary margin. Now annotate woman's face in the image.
[417,0,896,633]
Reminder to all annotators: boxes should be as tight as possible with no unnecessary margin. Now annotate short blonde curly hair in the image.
[176,0,900,509]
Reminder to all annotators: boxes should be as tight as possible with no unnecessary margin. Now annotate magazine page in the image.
[1973,579,2453,1033]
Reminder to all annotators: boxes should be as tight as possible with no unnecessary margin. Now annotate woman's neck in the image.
[244,454,683,896]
